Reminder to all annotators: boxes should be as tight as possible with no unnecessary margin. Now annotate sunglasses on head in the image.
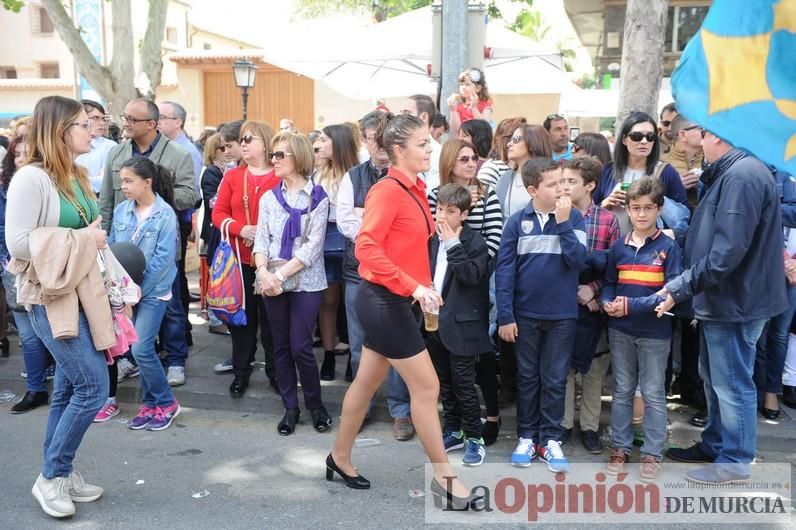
[240,134,261,145]
[269,151,294,160]
[546,113,564,121]
[626,131,656,143]
[457,155,479,163]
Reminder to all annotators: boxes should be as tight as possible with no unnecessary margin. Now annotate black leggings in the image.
[476,352,499,417]
[108,361,118,399]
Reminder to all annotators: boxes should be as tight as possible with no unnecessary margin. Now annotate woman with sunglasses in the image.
[313,124,360,381]
[477,117,527,189]
[212,121,280,398]
[593,112,688,234]
[253,132,332,435]
[494,124,553,218]
[6,96,109,518]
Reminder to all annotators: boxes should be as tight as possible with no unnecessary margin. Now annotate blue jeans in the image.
[346,281,411,418]
[755,284,796,397]
[515,317,575,443]
[160,274,189,368]
[608,328,670,460]
[14,310,49,393]
[698,319,766,475]
[132,298,176,408]
[28,305,108,479]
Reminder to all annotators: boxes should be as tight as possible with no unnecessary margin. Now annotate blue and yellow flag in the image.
[672,0,796,174]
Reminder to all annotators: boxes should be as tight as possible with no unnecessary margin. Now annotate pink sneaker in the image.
[146,401,181,431]
[128,405,157,430]
[93,401,119,423]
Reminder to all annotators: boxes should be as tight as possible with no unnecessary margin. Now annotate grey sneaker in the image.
[66,471,103,502]
[167,366,186,386]
[213,357,233,373]
[32,474,75,518]
[117,358,139,382]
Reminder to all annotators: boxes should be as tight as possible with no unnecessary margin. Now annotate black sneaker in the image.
[560,427,572,446]
[666,443,715,463]
[581,429,603,454]
[690,409,708,427]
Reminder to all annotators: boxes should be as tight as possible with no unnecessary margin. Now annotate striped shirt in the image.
[428,185,504,258]
[476,158,511,189]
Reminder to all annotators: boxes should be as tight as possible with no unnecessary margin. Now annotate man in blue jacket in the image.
[656,131,787,485]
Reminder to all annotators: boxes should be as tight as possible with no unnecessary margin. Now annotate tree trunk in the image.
[616,0,668,130]
[40,0,168,113]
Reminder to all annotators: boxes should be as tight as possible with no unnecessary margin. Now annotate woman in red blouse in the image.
[326,114,480,508]
[211,120,280,398]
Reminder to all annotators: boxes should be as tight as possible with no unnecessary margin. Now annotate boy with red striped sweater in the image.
[600,177,681,482]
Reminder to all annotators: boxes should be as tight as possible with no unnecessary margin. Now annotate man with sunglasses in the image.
[75,99,117,194]
[659,103,678,154]
[99,98,197,385]
[543,114,572,161]
[656,131,787,486]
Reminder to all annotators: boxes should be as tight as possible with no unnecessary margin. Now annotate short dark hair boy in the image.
[437,183,472,213]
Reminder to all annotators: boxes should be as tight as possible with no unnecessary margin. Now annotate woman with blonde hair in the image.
[212,120,281,397]
[6,95,110,518]
[254,131,332,435]
[313,124,360,381]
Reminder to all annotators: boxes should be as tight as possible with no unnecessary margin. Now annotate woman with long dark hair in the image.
[313,124,360,381]
[459,119,493,173]
[6,95,110,518]
[327,113,482,509]
[572,132,612,166]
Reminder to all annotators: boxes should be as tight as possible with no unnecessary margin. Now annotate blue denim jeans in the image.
[28,305,108,479]
[699,319,766,475]
[132,298,176,408]
[160,274,189,368]
[345,281,410,418]
[515,317,575,443]
[754,284,796,397]
[13,310,49,393]
[608,328,671,460]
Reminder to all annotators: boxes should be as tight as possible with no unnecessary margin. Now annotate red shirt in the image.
[456,99,492,124]
[212,165,279,266]
[356,167,434,297]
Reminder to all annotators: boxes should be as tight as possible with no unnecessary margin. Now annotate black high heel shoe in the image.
[430,477,485,511]
[0,337,8,358]
[311,406,332,432]
[325,454,370,489]
[482,418,501,446]
[278,408,300,436]
[760,405,780,420]
[320,351,335,381]
[343,351,353,382]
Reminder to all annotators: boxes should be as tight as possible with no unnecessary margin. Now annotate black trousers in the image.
[498,338,517,398]
[677,319,705,407]
[427,333,482,439]
[475,352,499,417]
[230,265,275,380]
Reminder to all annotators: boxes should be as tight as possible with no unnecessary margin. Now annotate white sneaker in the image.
[540,440,570,473]
[66,471,103,502]
[167,366,186,386]
[31,474,75,518]
[117,358,139,382]
[510,437,537,467]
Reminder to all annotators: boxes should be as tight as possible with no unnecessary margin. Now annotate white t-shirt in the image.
[506,170,530,218]
[433,243,449,293]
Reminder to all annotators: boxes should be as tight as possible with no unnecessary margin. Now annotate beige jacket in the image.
[8,227,116,351]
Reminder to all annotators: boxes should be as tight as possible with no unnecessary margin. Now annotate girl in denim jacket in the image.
[105,157,181,431]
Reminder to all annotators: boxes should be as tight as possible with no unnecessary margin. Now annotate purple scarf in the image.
[273,183,328,260]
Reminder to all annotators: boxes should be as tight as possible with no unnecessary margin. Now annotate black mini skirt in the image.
[355,280,425,359]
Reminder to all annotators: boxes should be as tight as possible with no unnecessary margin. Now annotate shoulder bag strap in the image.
[651,161,666,180]
[386,177,432,237]
[241,169,252,226]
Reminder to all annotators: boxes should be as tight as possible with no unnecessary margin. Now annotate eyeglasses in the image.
[120,115,154,124]
[626,131,656,143]
[241,134,261,145]
[313,146,321,153]
[628,205,659,214]
[510,135,523,144]
[660,120,672,127]
[158,115,179,121]
[269,151,294,160]
[457,155,479,163]
[68,122,91,131]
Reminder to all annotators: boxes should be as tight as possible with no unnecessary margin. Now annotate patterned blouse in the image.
[253,179,330,292]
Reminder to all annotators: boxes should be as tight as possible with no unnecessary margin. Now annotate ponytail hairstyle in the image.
[119,157,176,211]
[375,112,426,165]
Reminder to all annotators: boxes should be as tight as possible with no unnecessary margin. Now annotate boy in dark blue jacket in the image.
[600,177,681,482]
[495,158,587,473]
[427,184,493,467]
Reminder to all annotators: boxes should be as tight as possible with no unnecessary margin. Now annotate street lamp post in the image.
[232,59,257,120]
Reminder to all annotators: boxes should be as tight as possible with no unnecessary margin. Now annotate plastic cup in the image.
[424,307,439,332]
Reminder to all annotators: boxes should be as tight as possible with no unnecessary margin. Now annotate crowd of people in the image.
[1,65,795,518]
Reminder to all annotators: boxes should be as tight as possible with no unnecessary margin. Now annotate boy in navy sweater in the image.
[600,177,681,482]
[495,158,587,473]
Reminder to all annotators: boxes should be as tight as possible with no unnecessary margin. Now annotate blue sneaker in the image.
[128,405,157,430]
[463,438,486,466]
[510,437,537,467]
[540,440,569,473]
[146,401,181,431]
[443,430,465,452]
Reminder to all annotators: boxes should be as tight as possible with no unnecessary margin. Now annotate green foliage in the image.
[2,0,25,12]
[296,0,534,22]
[509,8,550,42]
